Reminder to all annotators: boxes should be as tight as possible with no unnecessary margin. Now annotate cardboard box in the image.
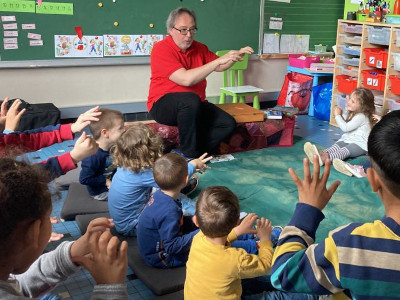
[216,103,264,123]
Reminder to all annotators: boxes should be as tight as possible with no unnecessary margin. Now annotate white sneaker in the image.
[304,142,323,166]
[333,158,352,177]
[344,163,367,178]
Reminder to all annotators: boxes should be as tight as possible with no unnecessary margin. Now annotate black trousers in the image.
[150,92,236,157]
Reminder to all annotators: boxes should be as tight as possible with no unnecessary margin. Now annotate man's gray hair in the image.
[166,7,197,32]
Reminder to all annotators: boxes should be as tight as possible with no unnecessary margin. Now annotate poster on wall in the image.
[103,34,164,56]
[54,35,104,58]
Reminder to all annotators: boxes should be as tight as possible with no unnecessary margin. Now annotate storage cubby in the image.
[330,20,400,126]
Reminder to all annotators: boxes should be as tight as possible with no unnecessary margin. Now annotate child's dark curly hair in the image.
[0,158,51,246]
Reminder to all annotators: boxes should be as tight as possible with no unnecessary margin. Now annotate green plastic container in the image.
[357,13,368,21]
[386,14,400,24]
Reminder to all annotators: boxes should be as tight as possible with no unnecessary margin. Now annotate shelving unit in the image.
[330,20,400,126]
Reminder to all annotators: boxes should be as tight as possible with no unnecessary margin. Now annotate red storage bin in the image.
[363,48,388,69]
[336,75,358,94]
[389,75,400,94]
[289,54,320,68]
[362,70,386,91]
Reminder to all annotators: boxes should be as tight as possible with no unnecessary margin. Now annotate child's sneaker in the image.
[332,158,352,177]
[345,163,367,178]
[304,142,323,166]
[271,226,283,248]
[180,174,199,195]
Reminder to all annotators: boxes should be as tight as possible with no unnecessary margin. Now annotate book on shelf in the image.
[264,110,283,119]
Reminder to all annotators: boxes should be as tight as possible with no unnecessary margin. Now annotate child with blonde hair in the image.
[108,123,210,236]
[304,87,375,167]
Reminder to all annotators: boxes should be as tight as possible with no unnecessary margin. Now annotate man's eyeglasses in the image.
[173,27,197,35]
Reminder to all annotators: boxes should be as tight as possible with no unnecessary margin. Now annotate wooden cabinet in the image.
[330,20,400,126]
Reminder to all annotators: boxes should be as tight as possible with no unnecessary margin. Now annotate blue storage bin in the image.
[343,45,361,56]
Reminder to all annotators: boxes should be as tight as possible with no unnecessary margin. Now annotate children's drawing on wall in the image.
[120,35,133,55]
[104,35,118,56]
[55,35,71,56]
[148,34,163,54]
[54,35,104,58]
[133,35,144,54]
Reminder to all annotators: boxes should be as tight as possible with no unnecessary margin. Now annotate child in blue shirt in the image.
[137,153,199,268]
[79,108,125,200]
[108,123,210,236]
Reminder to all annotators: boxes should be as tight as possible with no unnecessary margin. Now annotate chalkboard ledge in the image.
[0,57,151,69]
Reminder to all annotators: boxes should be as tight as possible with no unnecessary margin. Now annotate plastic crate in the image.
[363,48,388,69]
[336,75,358,94]
[343,23,363,34]
[392,52,400,71]
[339,34,362,45]
[386,15,400,25]
[361,70,386,91]
[335,94,347,110]
[374,94,384,106]
[387,98,400,111]
[337,65,358,77]
[338,55,360,67]
[389,75,400,95]
[395,29,400,47]
[314,45,327,53]
[288,54,320,68]
[339,44,361,56]
[367,26,390,45]
[357,13,367,21]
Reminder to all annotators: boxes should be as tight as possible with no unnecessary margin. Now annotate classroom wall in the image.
[0,58,288,117]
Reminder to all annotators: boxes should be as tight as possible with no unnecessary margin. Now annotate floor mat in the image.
[195,136,383,242]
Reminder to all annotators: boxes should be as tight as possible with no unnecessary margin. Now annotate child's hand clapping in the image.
[70,132,99,164]
[71,106,102,134]
[233,213,258,237]
[70,218,128,284]
[255,218,272,242]
[189,152,213,173]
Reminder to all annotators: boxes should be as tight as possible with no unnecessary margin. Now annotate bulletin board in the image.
[0,0,261,64]
[263,0,344,52]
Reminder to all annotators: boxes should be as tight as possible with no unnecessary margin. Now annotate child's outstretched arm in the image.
[270,156,343,296]
[189,152,213,174]
[40,132,99,179]
[3,98,26,132]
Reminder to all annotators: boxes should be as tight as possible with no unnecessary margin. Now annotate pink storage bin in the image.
[289,54,320,68]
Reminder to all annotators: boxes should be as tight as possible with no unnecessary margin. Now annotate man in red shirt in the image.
[148,7,253,158]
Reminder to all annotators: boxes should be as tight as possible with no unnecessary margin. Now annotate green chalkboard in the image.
[264,0,344,51]
[0,0,261,63]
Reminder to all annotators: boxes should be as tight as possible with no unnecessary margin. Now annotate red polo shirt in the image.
[147,35,218,112]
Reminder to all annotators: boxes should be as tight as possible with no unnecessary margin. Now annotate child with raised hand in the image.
[137,153,199,268]
[80,108,125,201]
[0,158,128,299]
[304,87,375,166]
[185,186,313,300]
[271,111,400,299]
[108,123,211,237]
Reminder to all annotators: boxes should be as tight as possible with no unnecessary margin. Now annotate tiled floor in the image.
[23,114,341,300]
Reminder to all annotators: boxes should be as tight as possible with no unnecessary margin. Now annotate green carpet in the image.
[195,136,384,242]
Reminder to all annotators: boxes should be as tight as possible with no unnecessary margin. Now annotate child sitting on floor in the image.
[80,108,125,201]
[270,110,400,299]
[137,153,199,268]
[304,87,375,166]
[108,123,210,237]
[0,158,128,299]
[184,186,314,300]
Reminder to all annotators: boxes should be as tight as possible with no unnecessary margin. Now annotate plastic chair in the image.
[216,50,263,110]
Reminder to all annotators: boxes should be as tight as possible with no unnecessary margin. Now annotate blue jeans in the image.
[242,276,316,300]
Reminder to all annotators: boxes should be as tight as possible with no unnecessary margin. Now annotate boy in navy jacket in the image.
[137,153,199,268]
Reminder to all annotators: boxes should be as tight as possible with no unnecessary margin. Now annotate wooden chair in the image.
[216,50,263,109]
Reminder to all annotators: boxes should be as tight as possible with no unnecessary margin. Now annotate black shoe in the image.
[181,174,199,195]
